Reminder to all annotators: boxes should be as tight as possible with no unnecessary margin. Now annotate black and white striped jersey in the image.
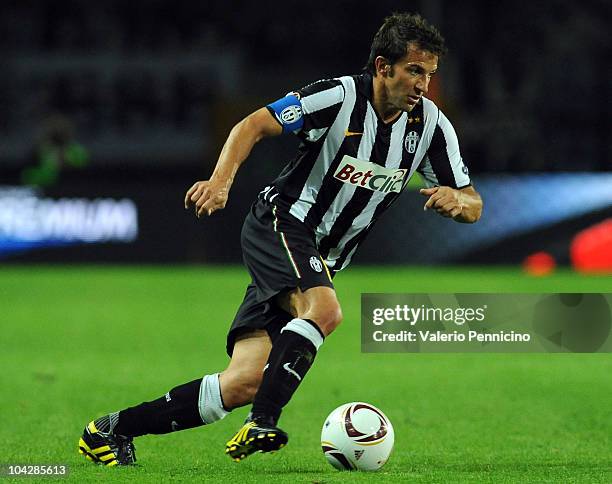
[264,73,471,272]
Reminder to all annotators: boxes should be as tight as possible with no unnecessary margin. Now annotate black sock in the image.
[251,319,324,425]
[114,379,203,437]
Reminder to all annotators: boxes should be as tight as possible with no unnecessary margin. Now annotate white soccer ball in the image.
[320,402,394,471]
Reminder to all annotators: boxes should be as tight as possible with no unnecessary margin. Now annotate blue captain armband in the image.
[266,94,304,133]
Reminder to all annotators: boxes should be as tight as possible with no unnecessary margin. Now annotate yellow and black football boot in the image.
[78,415,136,466]
[225,417,288,462]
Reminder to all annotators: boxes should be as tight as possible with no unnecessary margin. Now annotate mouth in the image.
[406,95,420,105]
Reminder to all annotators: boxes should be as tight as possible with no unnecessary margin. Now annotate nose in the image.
[415,75,430,95]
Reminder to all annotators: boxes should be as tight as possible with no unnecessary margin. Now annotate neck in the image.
[371,75,401,124]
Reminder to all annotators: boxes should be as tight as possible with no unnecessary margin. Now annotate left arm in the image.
[417,105,482,223]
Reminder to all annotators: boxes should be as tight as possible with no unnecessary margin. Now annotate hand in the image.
[419,186,464,218]
[184,178,231,218]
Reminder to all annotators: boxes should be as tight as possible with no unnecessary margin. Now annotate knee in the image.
[310,304,343,336]
[219,370,262,409]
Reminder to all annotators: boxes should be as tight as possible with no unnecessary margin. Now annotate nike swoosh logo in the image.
[283,362,302,381]
[345,130,363,137]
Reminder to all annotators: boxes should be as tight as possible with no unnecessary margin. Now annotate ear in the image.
[374,56,391,77]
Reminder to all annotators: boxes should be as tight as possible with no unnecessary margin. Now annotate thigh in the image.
[226,283,294,356]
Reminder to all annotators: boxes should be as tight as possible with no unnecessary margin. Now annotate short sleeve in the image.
[418,110,471,188]
[267,79,345,142]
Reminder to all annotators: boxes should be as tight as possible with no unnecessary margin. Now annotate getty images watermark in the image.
[361,294,612,353]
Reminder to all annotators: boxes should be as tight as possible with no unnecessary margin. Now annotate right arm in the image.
[184,107,282,218]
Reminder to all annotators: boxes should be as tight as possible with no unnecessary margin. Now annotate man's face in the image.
[381,43,438,112]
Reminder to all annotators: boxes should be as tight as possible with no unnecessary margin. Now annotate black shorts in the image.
[226,199,334,356]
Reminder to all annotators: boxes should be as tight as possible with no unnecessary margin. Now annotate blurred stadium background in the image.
[1,0,610,267]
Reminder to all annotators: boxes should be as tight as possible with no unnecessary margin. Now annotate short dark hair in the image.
[365,13,447,75]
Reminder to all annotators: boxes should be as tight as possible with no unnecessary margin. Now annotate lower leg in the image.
[109,374,228,438]
[250,318,324,424]
[107,331,271,438]
[249,287,341,425]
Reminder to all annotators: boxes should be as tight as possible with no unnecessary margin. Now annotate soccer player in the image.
[79,12,482,466]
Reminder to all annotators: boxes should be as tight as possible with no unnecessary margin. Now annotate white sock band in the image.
[198,373,229,424]
[281,318,324,351]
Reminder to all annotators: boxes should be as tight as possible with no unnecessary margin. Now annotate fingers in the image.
[423,189,444,210]
[422,186,464,218]
[197,197,227,218]
[197,197,213,218]
[184,180,227,217]
[424,195,437,210]
[194,188,212,217]
[195,190,227,218]
[184,181,209,209]
[421,187,440,210]
[449,206,463,218]
[184,183,198,209]
[419,187,438,196]
[436,201,461,218]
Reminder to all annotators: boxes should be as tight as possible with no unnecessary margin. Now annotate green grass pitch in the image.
[2,266,611,483]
